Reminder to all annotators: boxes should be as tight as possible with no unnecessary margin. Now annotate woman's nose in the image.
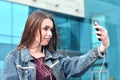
[48,30,52,36]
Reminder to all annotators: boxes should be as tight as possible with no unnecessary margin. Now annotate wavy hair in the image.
[17,11,58,52]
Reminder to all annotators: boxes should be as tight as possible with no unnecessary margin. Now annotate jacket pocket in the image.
[16,64,35,80]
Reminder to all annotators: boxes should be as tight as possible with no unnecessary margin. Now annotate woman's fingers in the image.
[93,22,110,52]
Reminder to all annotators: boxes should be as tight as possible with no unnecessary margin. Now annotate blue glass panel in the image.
[57,22,71,50]
[0,1,12,36]
[13,3,29,37]
[0,35,11,44]
[13,37,21,45]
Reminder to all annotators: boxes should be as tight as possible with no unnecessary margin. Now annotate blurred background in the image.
[0,0,120,80]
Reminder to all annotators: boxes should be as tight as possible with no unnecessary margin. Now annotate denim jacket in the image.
[2,47,105,80]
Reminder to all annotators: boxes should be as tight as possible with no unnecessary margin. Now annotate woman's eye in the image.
[44,27,48,30]
[42,26,53,32]
[51,28,53,32]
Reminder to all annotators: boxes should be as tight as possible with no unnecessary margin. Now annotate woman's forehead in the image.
[41,18,53,27]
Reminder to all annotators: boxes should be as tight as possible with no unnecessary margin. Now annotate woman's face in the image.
[36,18,53,46]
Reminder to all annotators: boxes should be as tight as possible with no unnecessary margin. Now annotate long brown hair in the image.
[17,11,58,52]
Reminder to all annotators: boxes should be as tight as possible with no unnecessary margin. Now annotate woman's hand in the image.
[94,21,110,53]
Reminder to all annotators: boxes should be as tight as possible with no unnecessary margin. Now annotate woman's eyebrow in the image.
[45,25,53,29]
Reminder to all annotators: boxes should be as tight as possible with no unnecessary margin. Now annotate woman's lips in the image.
[45,38,50,42]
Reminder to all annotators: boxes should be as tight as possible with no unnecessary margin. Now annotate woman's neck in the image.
[28,47,41,53]
[28,46,45,59]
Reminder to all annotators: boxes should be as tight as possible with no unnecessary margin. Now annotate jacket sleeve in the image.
[60,47,106,78]
[2,54,19,80]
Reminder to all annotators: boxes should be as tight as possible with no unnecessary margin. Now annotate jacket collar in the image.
[21,47,34,62]
[45,48,62,60]
[20,47,61,62]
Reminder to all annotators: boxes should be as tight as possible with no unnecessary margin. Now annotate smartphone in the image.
[93,20,101,41]
[94,20,99,30]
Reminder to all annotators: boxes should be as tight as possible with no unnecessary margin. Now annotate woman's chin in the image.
[41,43,49,46]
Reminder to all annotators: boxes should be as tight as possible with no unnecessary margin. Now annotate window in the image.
[91,63,109,80]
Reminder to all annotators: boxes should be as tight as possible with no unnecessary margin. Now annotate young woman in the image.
[3,11,110,80]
